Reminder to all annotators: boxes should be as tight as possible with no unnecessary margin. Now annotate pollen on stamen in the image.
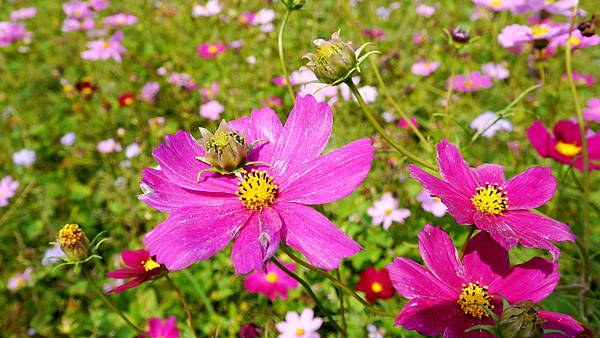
[471,182,508,215]
[236,169,278,210]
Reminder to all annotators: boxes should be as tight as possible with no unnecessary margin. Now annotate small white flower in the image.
[276,308,322,338]
[368,324,385,338]
[125,143,141,159]
[367,192,411,230]
[470,111,512,138]
[416,190,447,218]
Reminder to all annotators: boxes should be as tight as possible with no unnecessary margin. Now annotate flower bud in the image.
[498,301,544,338]
[304,31,357,84]
[199,120,248,172]
[450,27,470,44]
[58,223,90,261]
[578,16,597,37]
[282,0,305,10]
[239,323,261,338]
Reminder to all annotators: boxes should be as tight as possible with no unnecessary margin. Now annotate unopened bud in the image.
[282,0,305,10]
[304,31,357,84]
[450,27,470,44]
[498,301,544,338]
[199,120,248,172]
[58,224,90,261]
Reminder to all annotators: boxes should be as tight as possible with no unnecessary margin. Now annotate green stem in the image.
[181,269,216,316]
[460,227,476,259]
[165,273,199,338]
[282,246,396,318]
[83,268,144,334]
[271,259,345,334]
[335,269,347,334]
[346,80,437,171]
[278,9,295,101]
[565,3,590,322]
[444,55,458,140]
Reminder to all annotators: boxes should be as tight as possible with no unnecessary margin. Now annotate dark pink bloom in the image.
[143,316,179,338]
[355,266,394,303]
[563,72,596,87]
[361,28,385,40]
[388,224,583,337]
[140,95,375,274]
[106,249,163,293]
[398,116,420,130]
[197,42,226,59]
[448,72,492,92]
[527,120,600,171]
[407,140,575,258]
[244,262,298,300]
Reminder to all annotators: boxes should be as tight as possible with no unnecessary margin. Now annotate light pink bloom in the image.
[498,23,567,50]
[97,138,122,153]
[472,0,523,11]
[10,7,37,21]
[449,72,493,92]
[416,191,447,217]
[89,0,110,11]
[413,32,430,46]
[276,308,322,338]
[141,82,160,103]
[7,268,32,290]
[415,4,436,17]
[192,0,222,17]
[367,193,411,230]
[103,13,137,27]
[481,63,509,80]
[199,100,224,120]
[564,72,596,87]
[0,176,19,207]
[63,0,93,19]
[411,61,439,77]
[81,31,126,62]
[200,81,219,101]
[62,18,95,32]
[168,72,198,90]
[583,98,600,122]
[0,22,30,47]
[552,29,600,50]
[244,262,298,300]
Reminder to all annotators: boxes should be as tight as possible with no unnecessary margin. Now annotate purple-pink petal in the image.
[277,138,375,205]
[278,202,360,270]
[139,168,207,213]
[539,311,583,337]
[436,139,478,194]
[504,167,556,210]
[462,231,511,285]
[471,164,505,186]
[387,257,457,299]
[418,224,465,290]
[395,298,461,336]
[527,121,553,158]
[490,257,557,304]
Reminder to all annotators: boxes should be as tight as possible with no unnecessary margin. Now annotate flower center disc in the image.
[265,272,278,284]
[58,224,83,248]
[457,281,494,319]
[555,141,581,157]
[471,182,508,215]
[142,258,160,271]
[371,282,383,293]
[237,169,278,210]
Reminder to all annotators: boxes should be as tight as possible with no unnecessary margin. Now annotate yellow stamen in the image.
[532,25,550,37]
[296,328,305,336]
[432,197,442,203]
[384,208,392,216]
[82,87,92,95]
[555,141,581,157]
[208,45,218,54]
[568,37,581,46]
[124,97,133,106]
[491,0,503,7]
[371,282,383,293]
[236,169,278,210]
[471,182,508,215]
[265,272,278,284]
[58,224,83,248]
[142,258,160,271]
[464,80,473,88]
[457,281,494,319]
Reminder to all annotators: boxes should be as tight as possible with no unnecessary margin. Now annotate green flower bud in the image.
[58,223,90,262]
[304,31,357,84]
[282,0,305,10]
[498,301,544,338]
[199,120,248,172]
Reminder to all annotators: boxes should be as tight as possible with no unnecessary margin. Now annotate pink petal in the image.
[504,167,556,210]
[387,258,457,299]
[463,232,511,285]
[148,317,162,336]
[144,199,250,270]
[490,257,557,303]
[473,213,520,251]
[395,298,459,336]
[539,311,583,337]
[106,268,145,279]
[108,277,145,293]
[408,165,475,224]
[471,164,505,186]
[437,139,478,194]
[278,202,360,270]
[271,95,332,177]
[231,207,282,274]
[278,139,375,205]
[418,224,465,290]
[139,168,208,213]
[121,249,149,267]
[527,121,553,158]
[249,107,284,163]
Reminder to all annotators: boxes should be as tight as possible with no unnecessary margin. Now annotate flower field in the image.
[1,0,599,337]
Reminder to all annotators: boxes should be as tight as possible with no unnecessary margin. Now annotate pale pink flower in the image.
[276,308,322,338]
[97,138,122,153]
[0,176,19,207]
[482,62,509,80]
[199,100,224,120]
[10,7,37,21]
[367,193,411,230]
[81,31,126,62]
[449,72,493,92]
[104,13,137,27]
[411,61,439,76]
[416,190,447,217]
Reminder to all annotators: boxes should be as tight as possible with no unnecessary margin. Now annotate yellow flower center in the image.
[555,141,581,157]
[208,45,218,53]
[237,170,278,210]
[265,272,278,284]
[371,282,383,293]
[532,25,550,37]
[82,87,92,95]
[471,182,508,215]
[124,97,133,105]
[432,196,442,202]
[58,224,83,248]
[296,328,305,336]
[568,37,581,46]
[142,258,160,271]
[464,79,473,88]
[457,282,494,319]
[384,208,392,215]
[103,41,111,49]
[491,0,503,7]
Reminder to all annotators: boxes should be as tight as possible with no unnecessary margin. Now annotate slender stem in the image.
[281,246,396,318]
[0,182,34,231]
[83,268,144,334]
[335,269,347,334]
[165,273,199,338]
[181,269,216,316]
[278,9,296,101]
[444,55,458,140]
[565,3,590,322]
[346,80,437,171]
[460,227,476,259]
[271,259,345,334]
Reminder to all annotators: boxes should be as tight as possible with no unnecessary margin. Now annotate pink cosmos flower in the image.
[197,42,226,59]
[10,7,37,21]
[0,176,19,207]
[498,23,568,50]
[200,81,219,101]
[398,116,420,130]
[367,193,411,230]
[262,96,282,108]
[199,100,224,120]
[62,18,95,32]
[140,95,375,274]
[81,31,126,62]
[411,61,439,77]
[104,13,137,27]
[106,249,163,293]
[7,267,32,290]
[449,72,492,92]
[168,72,198,90]
[89,0,110,11]
[388,224,583,337]
[144,316,180,338]
[415,4,436,17]
[527,120,600,171]
[563,72,596,87]
[361,28,385,40]
[192,0,222,17]
[583,98,600,123]
[63,0,93,19]
[0,22,30,47]
[552,29,600,50]
[141,82,160,103]
[412,32,430,46]
[481,63,509,81]
[407,139,575,258]
[514,0,579,17]
[416,191,447,217]
[472,0,522,12]
[97,138,122,153]
[276,308,322,338]
[244,261,298,300]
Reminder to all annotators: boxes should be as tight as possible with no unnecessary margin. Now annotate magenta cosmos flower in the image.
[583,98,600,122]
[408,140,575,258]
[141,95,374,274]
[197,42,226,59]
[388,224,583,337]
[81,31,126,62]
[448,72,492,92]
[106,249,163,293]
[244,261,298,300]
[0,22,30,47]
[141,316,180,338]
[527,120,600,171]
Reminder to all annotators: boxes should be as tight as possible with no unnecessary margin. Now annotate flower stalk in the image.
[164,273,199,338]
[278,8,295,101]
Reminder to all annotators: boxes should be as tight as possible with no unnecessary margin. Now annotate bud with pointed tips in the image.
[304,31,357,84]
[198,120,248,173]
[498,301,544,338]
[281,0,305,10]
